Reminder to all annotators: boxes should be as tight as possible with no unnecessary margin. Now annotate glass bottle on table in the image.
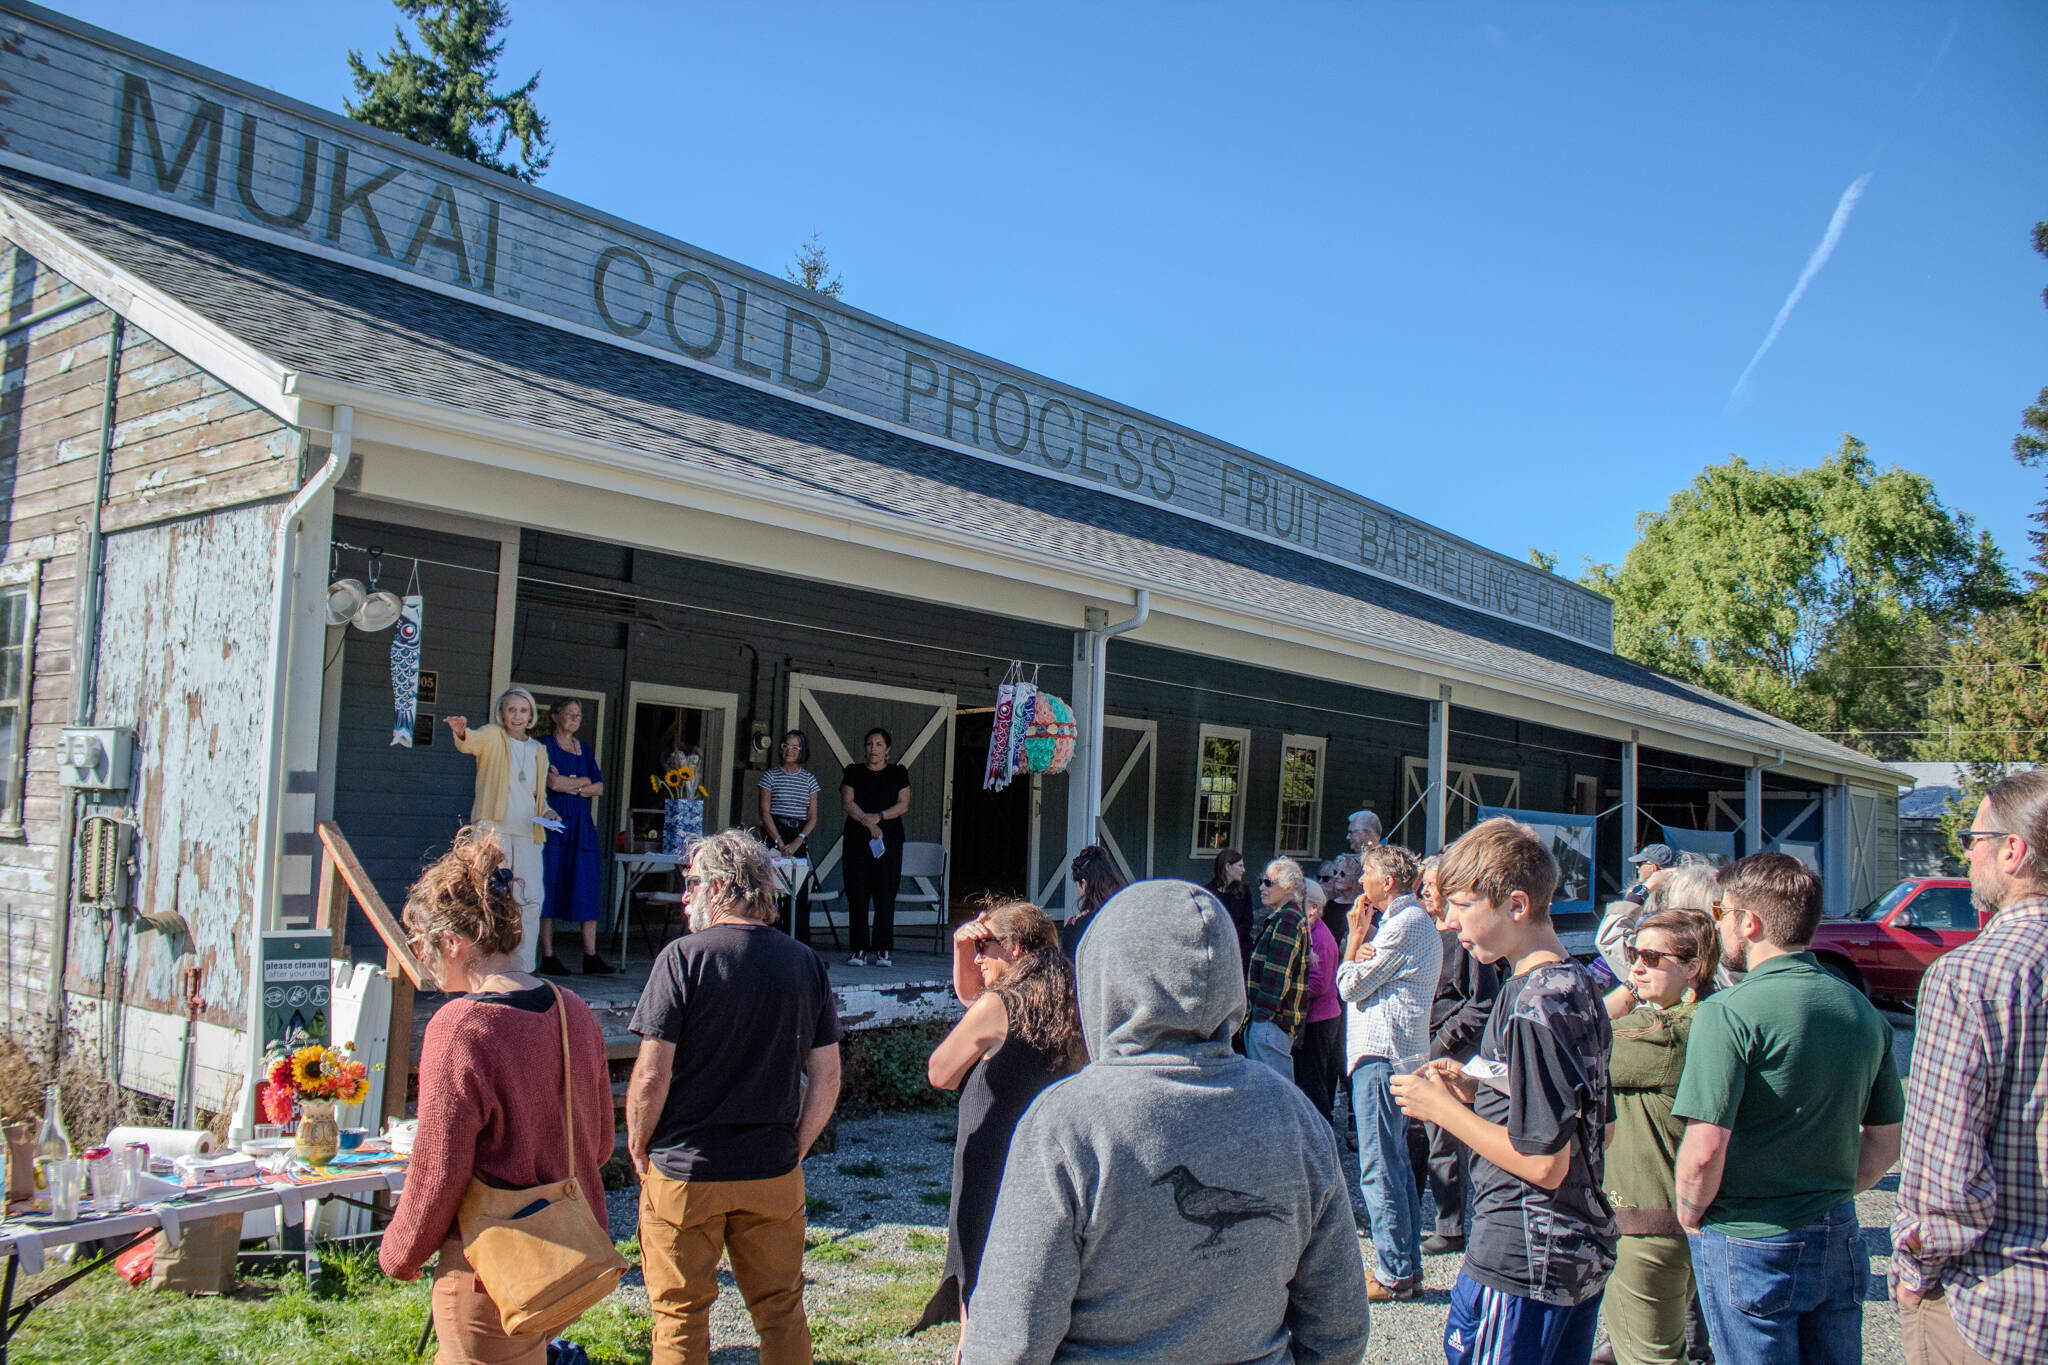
[33,1082,71,1191]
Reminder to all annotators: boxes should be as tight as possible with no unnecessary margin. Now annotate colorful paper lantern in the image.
[1022,692,1076,775]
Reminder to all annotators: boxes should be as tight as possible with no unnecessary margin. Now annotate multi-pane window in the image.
[1192,725,1249,854]
[1276,735,1327,857]
[0,583,31,830]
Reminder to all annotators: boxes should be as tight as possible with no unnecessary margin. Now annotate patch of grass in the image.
[804,1234,868,1264]
[837,1157,888,1179]
[810,1258,947,1357]
[917,1189,952,1207]
[899,1161,935,1174]
[613,1236,640,1261]
[905,1230,945,1254]
[807,1194,841,1217]
[5,1244,653,1365]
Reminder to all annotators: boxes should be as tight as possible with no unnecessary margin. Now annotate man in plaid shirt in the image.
[1893,771,2048,1365]
[1244,858,1313,1082]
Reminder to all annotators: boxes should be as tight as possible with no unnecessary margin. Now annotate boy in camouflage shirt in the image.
[1393,817,1617,1365]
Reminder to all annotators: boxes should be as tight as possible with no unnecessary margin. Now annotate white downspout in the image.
[1082,590,1150,847]
[238,406,351,1133]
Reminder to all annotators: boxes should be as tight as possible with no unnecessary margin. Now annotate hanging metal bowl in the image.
[325,578,366,627]
[355,590,403,632]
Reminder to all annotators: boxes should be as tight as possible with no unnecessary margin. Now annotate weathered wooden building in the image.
[0,4,1902,1120]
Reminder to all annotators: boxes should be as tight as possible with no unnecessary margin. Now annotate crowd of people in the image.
[373,760,2048,1365]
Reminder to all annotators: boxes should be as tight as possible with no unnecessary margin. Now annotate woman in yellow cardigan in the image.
[443,687,556,971]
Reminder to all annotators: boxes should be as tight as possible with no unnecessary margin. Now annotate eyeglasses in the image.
[1259,877,1278,888]
[972,937,1006,956]
[1316,873,1336,882]
[1958,828,2013,850]
[1624,944,1693,970]
[1708,897,1729,921]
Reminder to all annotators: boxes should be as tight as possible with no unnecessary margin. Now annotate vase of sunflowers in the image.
[652,765,708,855]
[256,1039,370,1166]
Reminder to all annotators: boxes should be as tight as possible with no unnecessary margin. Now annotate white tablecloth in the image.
[0,1167,408,1274]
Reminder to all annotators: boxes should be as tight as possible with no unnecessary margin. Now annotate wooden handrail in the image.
[315,818,428,1131]
[316,820,429,988]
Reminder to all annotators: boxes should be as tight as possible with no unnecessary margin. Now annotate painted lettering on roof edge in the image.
[0,1,1613,650]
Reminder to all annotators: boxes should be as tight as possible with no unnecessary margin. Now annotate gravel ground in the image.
[595,1006,1920,1363]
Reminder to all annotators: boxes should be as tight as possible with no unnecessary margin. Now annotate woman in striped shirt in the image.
[757,729,821,942]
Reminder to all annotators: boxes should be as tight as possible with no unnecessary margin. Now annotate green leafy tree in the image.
[1582,436,2004,759]
[786,232,844,298]
[346,0,551,182]
[1527,547,1558,573]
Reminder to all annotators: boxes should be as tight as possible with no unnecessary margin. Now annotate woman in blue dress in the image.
[537,697,614,976]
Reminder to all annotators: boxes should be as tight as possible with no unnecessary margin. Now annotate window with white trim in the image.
[1276,734,1327,858]
[1192,725,1249,855]
[0,573,35,833]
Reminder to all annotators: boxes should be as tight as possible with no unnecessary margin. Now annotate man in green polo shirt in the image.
[1673,851,1903,1364]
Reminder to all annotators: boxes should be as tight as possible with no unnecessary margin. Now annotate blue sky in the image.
[60,1,2048,579]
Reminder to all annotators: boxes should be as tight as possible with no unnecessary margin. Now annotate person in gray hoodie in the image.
[960,879,1371,1365]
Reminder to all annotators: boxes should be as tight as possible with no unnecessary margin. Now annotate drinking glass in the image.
[254,1124,283,1142]
[46,1158,83,1221]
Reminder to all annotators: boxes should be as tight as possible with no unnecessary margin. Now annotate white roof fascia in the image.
[0,192,300,426]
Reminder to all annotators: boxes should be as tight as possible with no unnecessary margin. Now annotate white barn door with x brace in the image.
[1030,716,1157,912]
[787,673,956,910]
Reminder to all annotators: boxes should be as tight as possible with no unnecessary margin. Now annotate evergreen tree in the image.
[2011,220,2048,579]
[346,0,551,182]
[786,233,844,298]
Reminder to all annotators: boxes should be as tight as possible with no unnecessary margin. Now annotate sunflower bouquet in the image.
[256,1036,371,1123]
[649,764,707,799]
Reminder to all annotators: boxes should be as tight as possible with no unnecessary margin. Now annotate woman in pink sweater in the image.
[380,828,615,1364]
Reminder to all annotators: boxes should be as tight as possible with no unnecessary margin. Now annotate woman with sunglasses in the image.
[918,902,1087,1350]
[1597,907,1721,1365]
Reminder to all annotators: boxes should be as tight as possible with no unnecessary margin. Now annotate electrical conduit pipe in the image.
[237,406,352,1134]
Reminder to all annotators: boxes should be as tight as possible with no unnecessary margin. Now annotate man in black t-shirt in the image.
[627,829,844,1365]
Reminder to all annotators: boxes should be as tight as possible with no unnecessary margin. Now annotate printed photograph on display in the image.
[1478,806,1597,915]
[1660,825,1739,868]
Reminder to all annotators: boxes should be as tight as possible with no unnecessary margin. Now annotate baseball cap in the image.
[1633,843,1675,870]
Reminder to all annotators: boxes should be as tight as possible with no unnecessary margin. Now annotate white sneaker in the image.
[848,952,867,967]
[875,953,892,967]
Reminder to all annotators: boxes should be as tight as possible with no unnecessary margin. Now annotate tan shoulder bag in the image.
[456,983,628,1337]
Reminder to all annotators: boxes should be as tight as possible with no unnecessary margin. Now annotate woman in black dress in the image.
[839,726,911,967]
[917,900,1086,1348]
[1206,847,1255,974]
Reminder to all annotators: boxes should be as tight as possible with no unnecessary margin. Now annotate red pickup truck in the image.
[1809,877,1980,1004]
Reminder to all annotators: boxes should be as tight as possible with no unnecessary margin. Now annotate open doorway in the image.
[620,684,738,848]
[950,711,1031,911]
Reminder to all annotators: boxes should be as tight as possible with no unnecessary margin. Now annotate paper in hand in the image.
[868,836,887,858]
[533,815,566,833]
[1460,1057,1510,1092]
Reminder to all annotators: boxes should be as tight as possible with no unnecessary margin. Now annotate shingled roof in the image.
[0,169,1895,782]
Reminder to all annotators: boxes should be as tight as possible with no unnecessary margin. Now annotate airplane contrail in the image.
[1730,173,1872,401]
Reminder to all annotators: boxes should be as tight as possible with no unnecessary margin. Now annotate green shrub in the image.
[837,1018,960,1116]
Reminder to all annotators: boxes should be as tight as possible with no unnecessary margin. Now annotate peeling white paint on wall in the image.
[86,501,283,1031]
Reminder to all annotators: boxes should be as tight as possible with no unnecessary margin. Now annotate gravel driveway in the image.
[597,1006,1919,1363]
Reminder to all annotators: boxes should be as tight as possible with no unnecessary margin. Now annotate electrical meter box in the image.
[57,726,135,790]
